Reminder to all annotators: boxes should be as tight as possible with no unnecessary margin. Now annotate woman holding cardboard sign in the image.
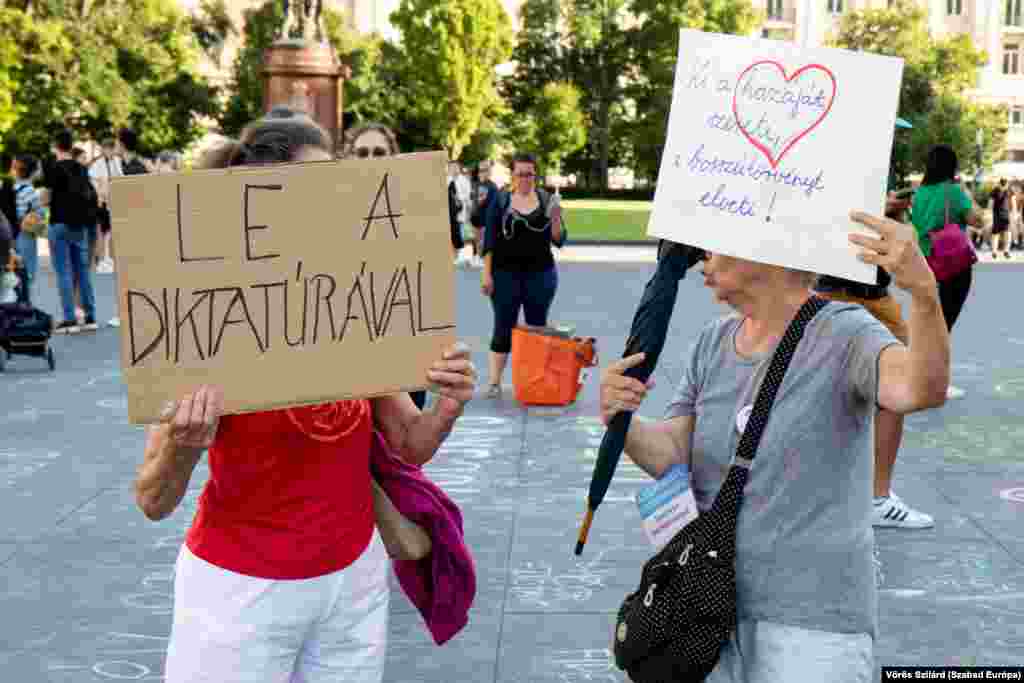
[133,114,478,683]
[600,211,949,681]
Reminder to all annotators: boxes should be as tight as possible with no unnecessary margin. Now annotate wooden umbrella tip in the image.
[574,507,595,556]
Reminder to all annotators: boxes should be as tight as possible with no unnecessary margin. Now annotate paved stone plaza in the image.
[1,255,1023,681]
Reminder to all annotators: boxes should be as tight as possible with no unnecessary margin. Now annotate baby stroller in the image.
[0,255,55,372]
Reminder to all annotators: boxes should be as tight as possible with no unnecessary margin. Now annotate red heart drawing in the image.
[731,60,837,169]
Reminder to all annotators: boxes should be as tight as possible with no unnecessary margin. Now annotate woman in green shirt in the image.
[909,145,983,332]
[909,145,983,400]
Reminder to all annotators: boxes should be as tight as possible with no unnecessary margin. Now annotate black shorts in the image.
[97,206,112,234]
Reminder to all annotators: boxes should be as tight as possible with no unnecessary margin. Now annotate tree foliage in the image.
[0,0,220,158]
[628,0,762,182]
[829,0,1007,183]
[503,0,761,188]
[524,82,586,175]
[389,0,513,158]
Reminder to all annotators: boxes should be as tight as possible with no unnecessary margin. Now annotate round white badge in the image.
[736,405,753,435]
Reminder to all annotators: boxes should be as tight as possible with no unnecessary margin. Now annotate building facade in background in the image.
[762,0,1024,166]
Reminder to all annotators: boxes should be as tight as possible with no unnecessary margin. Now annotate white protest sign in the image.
[648,30,904,284]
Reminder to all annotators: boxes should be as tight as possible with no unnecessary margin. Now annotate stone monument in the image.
[261,0,346,151]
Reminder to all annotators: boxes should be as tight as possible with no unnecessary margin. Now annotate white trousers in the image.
[165,530,389,683]
[705,619,873,683]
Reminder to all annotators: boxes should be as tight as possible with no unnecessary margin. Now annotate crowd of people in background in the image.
[1,126,187,333]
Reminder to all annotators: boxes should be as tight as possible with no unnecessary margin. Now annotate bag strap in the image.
[944,183,951,227]
[734,296,828,467]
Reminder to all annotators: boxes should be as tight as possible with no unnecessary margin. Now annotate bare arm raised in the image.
[848,211,950,414]
[134,386,222,521]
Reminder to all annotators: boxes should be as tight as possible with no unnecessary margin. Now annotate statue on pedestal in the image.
[279,0,325,43]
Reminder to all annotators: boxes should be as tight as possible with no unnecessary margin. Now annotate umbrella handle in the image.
[575,507,594,556]
[575,410,634,555]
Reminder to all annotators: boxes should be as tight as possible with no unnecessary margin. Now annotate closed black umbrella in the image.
[575,240,705,555]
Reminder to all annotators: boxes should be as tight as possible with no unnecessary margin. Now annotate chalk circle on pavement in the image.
[998,487,1024,504]
[995,377,1024,398]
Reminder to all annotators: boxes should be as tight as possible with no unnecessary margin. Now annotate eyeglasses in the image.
[514,172,536,179]
[355,146,390,158]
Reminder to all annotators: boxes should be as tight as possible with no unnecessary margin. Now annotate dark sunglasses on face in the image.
[355,146,390,158]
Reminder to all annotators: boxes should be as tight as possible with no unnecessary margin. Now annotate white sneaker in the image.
[471,256,484,269]
[107,317,121,328]
[96,259,114,274]
[872,493,934,529]
[946,385,965,400]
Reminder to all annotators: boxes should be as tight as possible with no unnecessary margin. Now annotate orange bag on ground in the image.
[511,325,597,407]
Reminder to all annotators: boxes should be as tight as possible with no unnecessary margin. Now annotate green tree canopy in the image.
[524,82,586,176]
[628,0,762,183]
[1,0,219,158]
[829,0,1007,183]
[389,0,514,159]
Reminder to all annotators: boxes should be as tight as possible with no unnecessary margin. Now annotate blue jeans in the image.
[489,267,558,353]
[15,232,38,298]
[49,223,95,323]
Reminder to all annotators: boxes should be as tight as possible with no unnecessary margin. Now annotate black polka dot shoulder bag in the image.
[612,296,827,682]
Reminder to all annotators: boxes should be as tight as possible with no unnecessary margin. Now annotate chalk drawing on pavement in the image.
[423,415,515,504]
[510,550,615,609]
[902,417,1024,462]
[549,648,620,683]
[0,449,62,490]
[998,487,1024,503]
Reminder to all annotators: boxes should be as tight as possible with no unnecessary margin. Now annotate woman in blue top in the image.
[909,145,982,334]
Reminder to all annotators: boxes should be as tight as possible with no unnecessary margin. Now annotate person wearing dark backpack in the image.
[40,129,98,333]
[10,155,45,302]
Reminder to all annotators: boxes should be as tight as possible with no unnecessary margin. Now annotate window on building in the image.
[1004,43,1021,75]
[766,0,784,20]
[827,0,843,13]
[1011,107,1024,128]
[1008,0,1023,27]
[948,0,962,15]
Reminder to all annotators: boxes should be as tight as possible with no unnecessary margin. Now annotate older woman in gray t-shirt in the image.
[600,211,950,682]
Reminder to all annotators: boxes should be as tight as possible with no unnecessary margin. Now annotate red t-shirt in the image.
[186,400,375,580]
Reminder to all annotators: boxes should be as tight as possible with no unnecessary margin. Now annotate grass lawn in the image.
[562,199,653,242]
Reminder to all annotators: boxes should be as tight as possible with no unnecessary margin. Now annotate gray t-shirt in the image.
[664,302,899,639]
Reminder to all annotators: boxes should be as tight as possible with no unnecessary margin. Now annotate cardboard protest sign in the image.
[648,30,904,284]
[110,152,456,424]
